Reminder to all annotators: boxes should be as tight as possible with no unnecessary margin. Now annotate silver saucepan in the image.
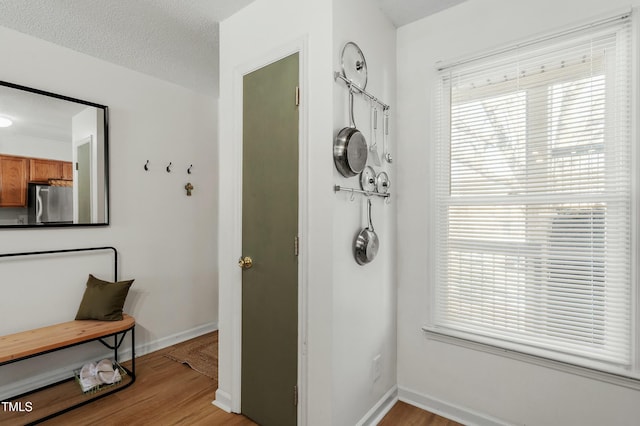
[354,198,379,265]
[334,89,368,177]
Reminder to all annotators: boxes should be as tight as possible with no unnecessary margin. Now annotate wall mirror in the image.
[0,80,109,227]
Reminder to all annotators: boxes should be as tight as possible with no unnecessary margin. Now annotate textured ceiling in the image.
[0,0,253,97]
[0,1,465,97]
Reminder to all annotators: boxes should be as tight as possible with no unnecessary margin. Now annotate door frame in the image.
[227,38,309,425]
[73,135,93,223]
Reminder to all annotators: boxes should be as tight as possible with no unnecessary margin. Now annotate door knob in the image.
[238,256,253,270]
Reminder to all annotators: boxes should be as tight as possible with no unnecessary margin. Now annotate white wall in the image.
[396,0,640,425]
[0,135,70,160]
[332,0,397,425]
[0,25,218,398]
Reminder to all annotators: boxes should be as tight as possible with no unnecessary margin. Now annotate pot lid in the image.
[360,166,376,192]
[341,42,368,90]
[376,171,390,194]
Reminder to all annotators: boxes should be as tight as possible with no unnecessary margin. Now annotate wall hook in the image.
[187,164,193,174]
[166,162,172,173]
[144,160,150,171]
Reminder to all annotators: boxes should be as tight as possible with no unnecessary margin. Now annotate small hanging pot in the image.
[334,88,368,177]
[354,198,379,265]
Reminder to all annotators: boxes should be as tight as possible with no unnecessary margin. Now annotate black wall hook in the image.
[166,162,172,173]
[144,160,150,171]
[187,164,193,174]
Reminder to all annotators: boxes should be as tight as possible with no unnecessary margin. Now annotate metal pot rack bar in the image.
[334,184,390,198]
[334,72,391,111]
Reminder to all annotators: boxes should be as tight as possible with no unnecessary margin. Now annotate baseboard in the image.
[356,385,398,426]
[398,386,509,426]
[122,321,218,359]
[0,322,217,401]
[213,388,232,413]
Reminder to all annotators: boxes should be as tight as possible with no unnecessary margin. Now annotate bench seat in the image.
[0,314,135,364]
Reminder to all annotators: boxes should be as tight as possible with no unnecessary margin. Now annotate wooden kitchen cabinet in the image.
[0,156,29,207]
[62,162,74,180]
[29,159,73,183]
[0,156,72,208]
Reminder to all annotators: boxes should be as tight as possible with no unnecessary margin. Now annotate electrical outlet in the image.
[372,354,382,382]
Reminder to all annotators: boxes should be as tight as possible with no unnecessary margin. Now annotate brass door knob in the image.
[238,256,253,269]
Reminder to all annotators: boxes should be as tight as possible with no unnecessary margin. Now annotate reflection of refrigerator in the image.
[28,184,73,224]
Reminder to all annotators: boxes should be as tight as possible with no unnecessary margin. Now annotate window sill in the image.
[421,326,640,391]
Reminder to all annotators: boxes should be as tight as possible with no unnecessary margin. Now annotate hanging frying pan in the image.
[334,88,368,177]
[354,198,379,265]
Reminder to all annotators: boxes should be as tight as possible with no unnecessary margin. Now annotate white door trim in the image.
[225,36,309,425]
[73,135,93,223]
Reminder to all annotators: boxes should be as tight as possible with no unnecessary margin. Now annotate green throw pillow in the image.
[75,274,134,321]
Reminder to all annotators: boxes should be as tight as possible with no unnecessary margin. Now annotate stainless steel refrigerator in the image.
[28,183,73,224]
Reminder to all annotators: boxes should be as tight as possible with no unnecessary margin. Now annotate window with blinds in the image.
[430,13,636,377]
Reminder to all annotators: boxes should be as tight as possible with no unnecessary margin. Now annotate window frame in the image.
[424,12,640,387]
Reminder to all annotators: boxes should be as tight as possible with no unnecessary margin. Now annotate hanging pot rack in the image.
[333,41,393,203]
[334,72,390,111]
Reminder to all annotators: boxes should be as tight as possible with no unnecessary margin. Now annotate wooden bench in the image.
[0,314,136,424]
[0,314,135,364]
[0,246,135,424]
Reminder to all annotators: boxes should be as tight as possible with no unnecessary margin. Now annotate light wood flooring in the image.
[2,333,459,425]
[2,333,254,426]
[379,401,463,426]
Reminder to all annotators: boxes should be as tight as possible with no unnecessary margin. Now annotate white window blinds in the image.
[431,13,635,376]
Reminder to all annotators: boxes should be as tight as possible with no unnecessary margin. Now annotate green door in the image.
[241,53,299,426]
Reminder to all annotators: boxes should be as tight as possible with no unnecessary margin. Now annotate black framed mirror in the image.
[0,81,109,227]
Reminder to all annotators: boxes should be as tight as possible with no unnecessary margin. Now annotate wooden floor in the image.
[3,333,255,426]
[379,401,463,426]
[2,333,459,425]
